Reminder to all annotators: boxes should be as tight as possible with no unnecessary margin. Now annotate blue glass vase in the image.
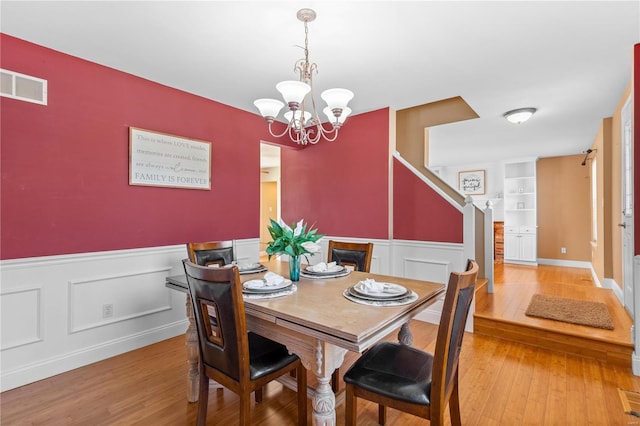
[289,255,301,282]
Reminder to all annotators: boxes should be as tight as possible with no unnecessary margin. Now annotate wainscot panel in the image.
[0,239,261,391]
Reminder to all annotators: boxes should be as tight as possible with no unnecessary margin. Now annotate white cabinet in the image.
[504,230,537,263]
[503,160,537,264]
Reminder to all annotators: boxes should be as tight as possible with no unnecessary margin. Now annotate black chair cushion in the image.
[343,342,434,405]
[248,332,299,381]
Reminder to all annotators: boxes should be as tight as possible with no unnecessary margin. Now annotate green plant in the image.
[265,218,323,260]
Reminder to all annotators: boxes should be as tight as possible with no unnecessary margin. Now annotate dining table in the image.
[165,260,445,426]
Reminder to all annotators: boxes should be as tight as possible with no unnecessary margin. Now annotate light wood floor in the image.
[485,262,633,343]
[2,264,640,425]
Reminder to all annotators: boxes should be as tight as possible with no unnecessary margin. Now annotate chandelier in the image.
[253,8,354,145]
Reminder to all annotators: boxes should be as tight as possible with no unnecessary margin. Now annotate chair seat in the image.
[248,332,299,381]
[343,342,434,405]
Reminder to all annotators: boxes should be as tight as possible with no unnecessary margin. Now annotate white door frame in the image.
[621,96,634,316]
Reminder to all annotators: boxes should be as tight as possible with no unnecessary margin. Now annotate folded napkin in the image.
[307,261,338,272]
[263,271,286,287]
[356,279,405,295]
[235,262,260,271]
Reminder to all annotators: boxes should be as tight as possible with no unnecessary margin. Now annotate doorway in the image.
[260,143,281,256]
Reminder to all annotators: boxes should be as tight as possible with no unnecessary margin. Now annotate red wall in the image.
[280,109,390,239]
[2,35,465,259]
[393,159,463,243]
[0,35,273,259]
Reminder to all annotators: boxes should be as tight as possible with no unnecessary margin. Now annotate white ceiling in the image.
[2,1,638,167]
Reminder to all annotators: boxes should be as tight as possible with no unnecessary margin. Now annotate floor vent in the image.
[1,69,47,105]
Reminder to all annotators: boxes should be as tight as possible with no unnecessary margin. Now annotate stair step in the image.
[474,314,633,367]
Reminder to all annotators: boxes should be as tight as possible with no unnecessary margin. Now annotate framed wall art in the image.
[458,170,485,195]
[129,127,211,190]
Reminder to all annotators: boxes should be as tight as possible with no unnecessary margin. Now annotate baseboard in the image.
[603,278,624,305]
[1,319,188,392]
[536,258,593,269]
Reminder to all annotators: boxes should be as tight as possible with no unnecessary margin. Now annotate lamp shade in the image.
[323,106,351,124]
[504,107,536,124]
[254,98,284,118]
[320,88,354,110]
[276,81,311,104]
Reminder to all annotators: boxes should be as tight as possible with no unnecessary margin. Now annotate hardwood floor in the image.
[475,263,634,366]
[2,263,639,425]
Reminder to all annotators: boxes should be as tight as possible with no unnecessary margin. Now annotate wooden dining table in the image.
[166,260,445,426]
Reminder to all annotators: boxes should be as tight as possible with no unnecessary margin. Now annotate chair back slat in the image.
[431,259,478,411]
[183,260,248,382]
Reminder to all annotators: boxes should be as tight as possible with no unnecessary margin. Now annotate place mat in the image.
[343,289,418,306]
[525,294,614,330]
[243,284,297,300]
[300,270,351,280]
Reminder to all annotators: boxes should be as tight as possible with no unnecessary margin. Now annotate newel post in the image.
[463,196,476,263]
[484,200,494,293]
[462,196,476,332]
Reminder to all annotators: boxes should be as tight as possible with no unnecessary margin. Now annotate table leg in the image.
[185,294,199,403]
[308,341,347,426]
[312,375,336,426]
[398,321,413,346]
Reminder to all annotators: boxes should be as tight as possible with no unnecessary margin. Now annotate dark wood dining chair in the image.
[183,260,308,426]
[343,259,479,426]
[327,240,374,392]
[186,240,234,267]
[327,240,373,273]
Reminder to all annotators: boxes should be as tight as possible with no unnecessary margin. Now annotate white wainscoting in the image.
[0,237,465,390]
[390,239,466,326]
[0,240,262,392]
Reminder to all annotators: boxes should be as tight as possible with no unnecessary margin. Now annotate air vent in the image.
[1,69,47,105]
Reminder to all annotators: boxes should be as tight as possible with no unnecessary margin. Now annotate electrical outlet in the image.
[561,247,567,254]
[103,303,114,319]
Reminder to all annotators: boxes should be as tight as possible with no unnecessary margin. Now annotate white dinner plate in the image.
[352,282,408,299]
[304,264,345,275]
[243,278,292,292]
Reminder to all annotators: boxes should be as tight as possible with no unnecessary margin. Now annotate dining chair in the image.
[186,240,234,267]
[327,240,374,392]
[183,260,308,426]
[327,240,373,273]
[343,259,479,426]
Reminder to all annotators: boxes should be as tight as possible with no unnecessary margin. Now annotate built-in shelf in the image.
[503,160,537,265]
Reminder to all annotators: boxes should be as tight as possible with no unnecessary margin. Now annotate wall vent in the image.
[1,69,47,105]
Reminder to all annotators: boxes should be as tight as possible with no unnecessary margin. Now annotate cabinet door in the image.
[519,234,537,261]
[504,234,520,260]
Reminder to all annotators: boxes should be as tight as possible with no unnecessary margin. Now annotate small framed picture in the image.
[458,170,485,195]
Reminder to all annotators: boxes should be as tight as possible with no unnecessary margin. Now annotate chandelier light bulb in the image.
[321,88,354,110]
[253,98,284,121]
[276,81,311,107]
[323,106,351,125]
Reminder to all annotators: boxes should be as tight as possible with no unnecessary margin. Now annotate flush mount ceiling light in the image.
[503,107,537,124]
[254,8,354,145]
